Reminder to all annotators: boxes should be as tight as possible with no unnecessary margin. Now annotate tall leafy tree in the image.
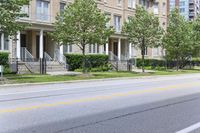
[51,0,113,73]
[163,9,193,71]
[123,6,163,72]
[192,14,200,57]
[0,0,30,36]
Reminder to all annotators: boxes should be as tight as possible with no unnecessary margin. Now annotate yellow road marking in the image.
[0,81,200,114]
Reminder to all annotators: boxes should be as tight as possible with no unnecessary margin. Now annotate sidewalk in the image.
[1,73,200,89]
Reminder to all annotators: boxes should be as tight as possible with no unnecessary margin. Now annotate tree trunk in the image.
[142,38,145,73]
[82,44,87,73]
[176,58,179,71]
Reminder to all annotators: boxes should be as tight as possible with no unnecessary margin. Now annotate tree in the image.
[163,9,193,71]
[0,0,30,36]
[51,0,113,73]
[192,14,200,57]
[123,6,163,72]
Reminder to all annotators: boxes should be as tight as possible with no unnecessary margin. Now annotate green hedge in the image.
[130,58,200,69]
[0,52,10,74]
[0,52,9,67]
[65,54,109,71]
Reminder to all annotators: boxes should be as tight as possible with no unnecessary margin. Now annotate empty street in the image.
[1,74,200,133]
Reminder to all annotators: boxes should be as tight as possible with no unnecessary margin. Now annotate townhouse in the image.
[0,0,167,73]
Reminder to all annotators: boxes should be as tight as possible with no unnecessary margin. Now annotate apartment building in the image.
[0,0,167,72]
[168,0,200,20]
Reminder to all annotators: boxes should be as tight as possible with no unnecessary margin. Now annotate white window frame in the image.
[36,0,50,22]
[114,15,121,33]
[128,0,135,9]
[154,2,159,15]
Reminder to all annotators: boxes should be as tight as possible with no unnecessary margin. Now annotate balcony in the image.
[18,13,55,25]
[114,25,121,33]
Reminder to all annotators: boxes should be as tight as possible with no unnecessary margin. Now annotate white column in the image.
[129,43,132,59]
[16,31,21,59]
[1,33,4,50]
[39,29,44,59]
[59,45,64,62]
[105,43,109,55]
[118,38,121,60]
[60,45,64,55]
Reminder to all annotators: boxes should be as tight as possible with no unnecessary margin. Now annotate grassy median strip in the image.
[3,69,200,84]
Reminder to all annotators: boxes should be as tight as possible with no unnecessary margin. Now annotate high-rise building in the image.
[168,0,200,20]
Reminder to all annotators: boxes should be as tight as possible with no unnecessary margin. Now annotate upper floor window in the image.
[21,5,29,17]
[60,2,66,14]
[105,13,111,27]
[163,2,166,15]
[128,0,135,9]
[117,0,122,6]
[154,2,159,14]
[114,15,121,33]
[36,0,50,21]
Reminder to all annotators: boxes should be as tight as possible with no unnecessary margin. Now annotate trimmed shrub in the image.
[0,52,9,67]
[65,54,109,71]
[130,58,200,69]
[0,52,10,74]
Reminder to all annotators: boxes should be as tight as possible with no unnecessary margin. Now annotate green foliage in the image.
[0,0,30,36]
[163,9,193,70]
[65,54,109,71]
[131,58,200,70]
[192,14,200,57]
[0,52,10,74]
[0,52,9,67]
[123,6,163,72]
[51,0,113,73]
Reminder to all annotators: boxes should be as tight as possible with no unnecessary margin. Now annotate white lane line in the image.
[176,122,200,133]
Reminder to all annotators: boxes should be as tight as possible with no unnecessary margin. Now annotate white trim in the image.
[16,31,21,59]
[118,38,121,60]
[39,29,44,59]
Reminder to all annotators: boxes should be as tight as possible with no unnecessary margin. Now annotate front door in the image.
[113,42,118,56]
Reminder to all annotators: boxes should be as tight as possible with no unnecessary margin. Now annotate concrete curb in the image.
[0,73,197,88]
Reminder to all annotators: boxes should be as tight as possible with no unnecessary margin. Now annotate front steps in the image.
[17,61,67,74]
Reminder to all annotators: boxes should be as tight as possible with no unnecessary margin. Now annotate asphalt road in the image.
[1,74,200,133]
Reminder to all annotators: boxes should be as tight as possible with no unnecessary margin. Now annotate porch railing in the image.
[21,47,34,62]
[44,52,53,61]
[54,49,67,68]
[109,51,119,61]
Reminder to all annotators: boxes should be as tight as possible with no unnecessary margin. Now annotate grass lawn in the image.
[3,69,200,84]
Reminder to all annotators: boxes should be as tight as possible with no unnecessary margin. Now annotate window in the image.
[154,2,159,14]
[60,2,66,14]
[128,0,135,9]
[139,0,146,6]
[21,5,29,17]
[89,44,99,54]
[141,47,148,55]
[36,0,50,21]
[0,34,9,51]
[114,15,121,32]
[63,45,72,53]
[105,13,111,27]
[163,3,166,15]
[180,8,185,13]
[180,1,185,6]
[117,0,122,5]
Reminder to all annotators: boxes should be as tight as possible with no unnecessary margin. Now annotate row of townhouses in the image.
[0,0,168,73]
